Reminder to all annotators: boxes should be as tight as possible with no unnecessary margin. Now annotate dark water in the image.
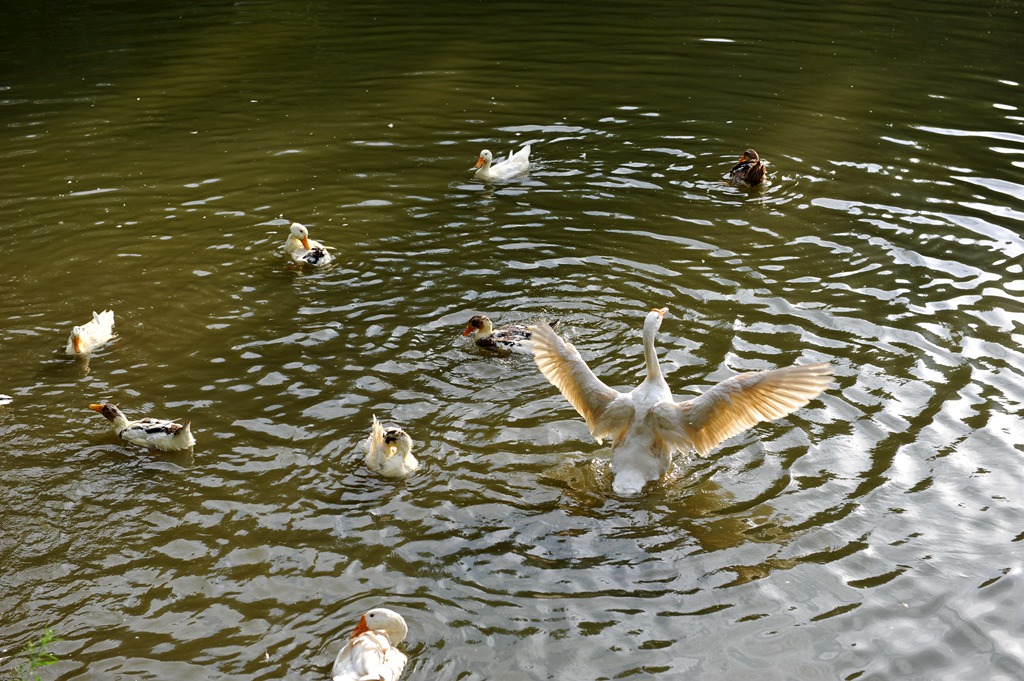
[2,1,1023,679]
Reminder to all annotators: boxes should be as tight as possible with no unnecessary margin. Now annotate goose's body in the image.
[65,310,115,355]
[89,403,195,452]
[284,222,333,266]
[531,307,831,495]
[462,315,557,355]
[727,149,767,187]
[364,415,418,478]
[472,144,531,181]
[332,608,409,681]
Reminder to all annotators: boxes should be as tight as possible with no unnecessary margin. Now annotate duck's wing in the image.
[381,647,409,681]
[301,246,332,266]
[531,321,632,444]
[728,160,749,176]
[486,336,534,356]
[333,634,405,681]
[128,417,183,434]
[366,415,385,452]
[652,362,832,455]
[83,310,114,341]
[119,418,193,450]
[493,324,532,342]
[511,144,531,168]
[331,639,381,680]
[308,238,335,251]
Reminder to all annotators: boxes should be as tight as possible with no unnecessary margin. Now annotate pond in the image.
[1,1,1023,679]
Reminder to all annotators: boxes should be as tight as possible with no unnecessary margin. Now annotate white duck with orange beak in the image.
[65,310,115,355]
[284,222,334,266]
[472,144,531,181]
[331,608,409,681]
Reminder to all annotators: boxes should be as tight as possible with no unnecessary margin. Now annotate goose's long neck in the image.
[642,313,666,385]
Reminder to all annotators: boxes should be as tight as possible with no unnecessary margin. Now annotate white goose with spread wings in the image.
[531,307,832,495]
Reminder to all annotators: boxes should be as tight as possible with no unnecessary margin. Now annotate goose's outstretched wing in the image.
[531,321,632,444]
[653,362,832,455]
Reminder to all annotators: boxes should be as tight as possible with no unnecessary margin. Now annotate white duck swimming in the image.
[472,144,531,181]
[531,307,832,495]
[331,607,409,681]
[89,403,196,452]
[65,310,115,355]
[284,222,333,266]
[364,415,418,478]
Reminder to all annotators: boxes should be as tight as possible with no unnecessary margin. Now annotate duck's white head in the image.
[473,150,493,170]
[69,326,85,353]
[289,222,312,250]
[462,315,494,339]
[645,307,668,332]
[350,608,409,645]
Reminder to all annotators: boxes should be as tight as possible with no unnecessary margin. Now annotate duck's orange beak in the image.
[301,237,311,250]
[653,307,669,317]
[89,403,104,412]
[73,336,84,353]
[349,614,370,639]
[473,156,485,169]
[462,324,475,336]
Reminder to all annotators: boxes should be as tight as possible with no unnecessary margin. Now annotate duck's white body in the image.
[364,415,418,478]
[462,314,552,355]
[531,307,832,495]
[472,144,531,181]
[284,222,333,266]
[332,608,409,681]
[90,403,196,452]
[65,310,115,355]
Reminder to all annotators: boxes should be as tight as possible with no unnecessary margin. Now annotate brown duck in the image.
[727,149,767,187]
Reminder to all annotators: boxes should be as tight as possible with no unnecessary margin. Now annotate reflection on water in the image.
[2,1,1024,679]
